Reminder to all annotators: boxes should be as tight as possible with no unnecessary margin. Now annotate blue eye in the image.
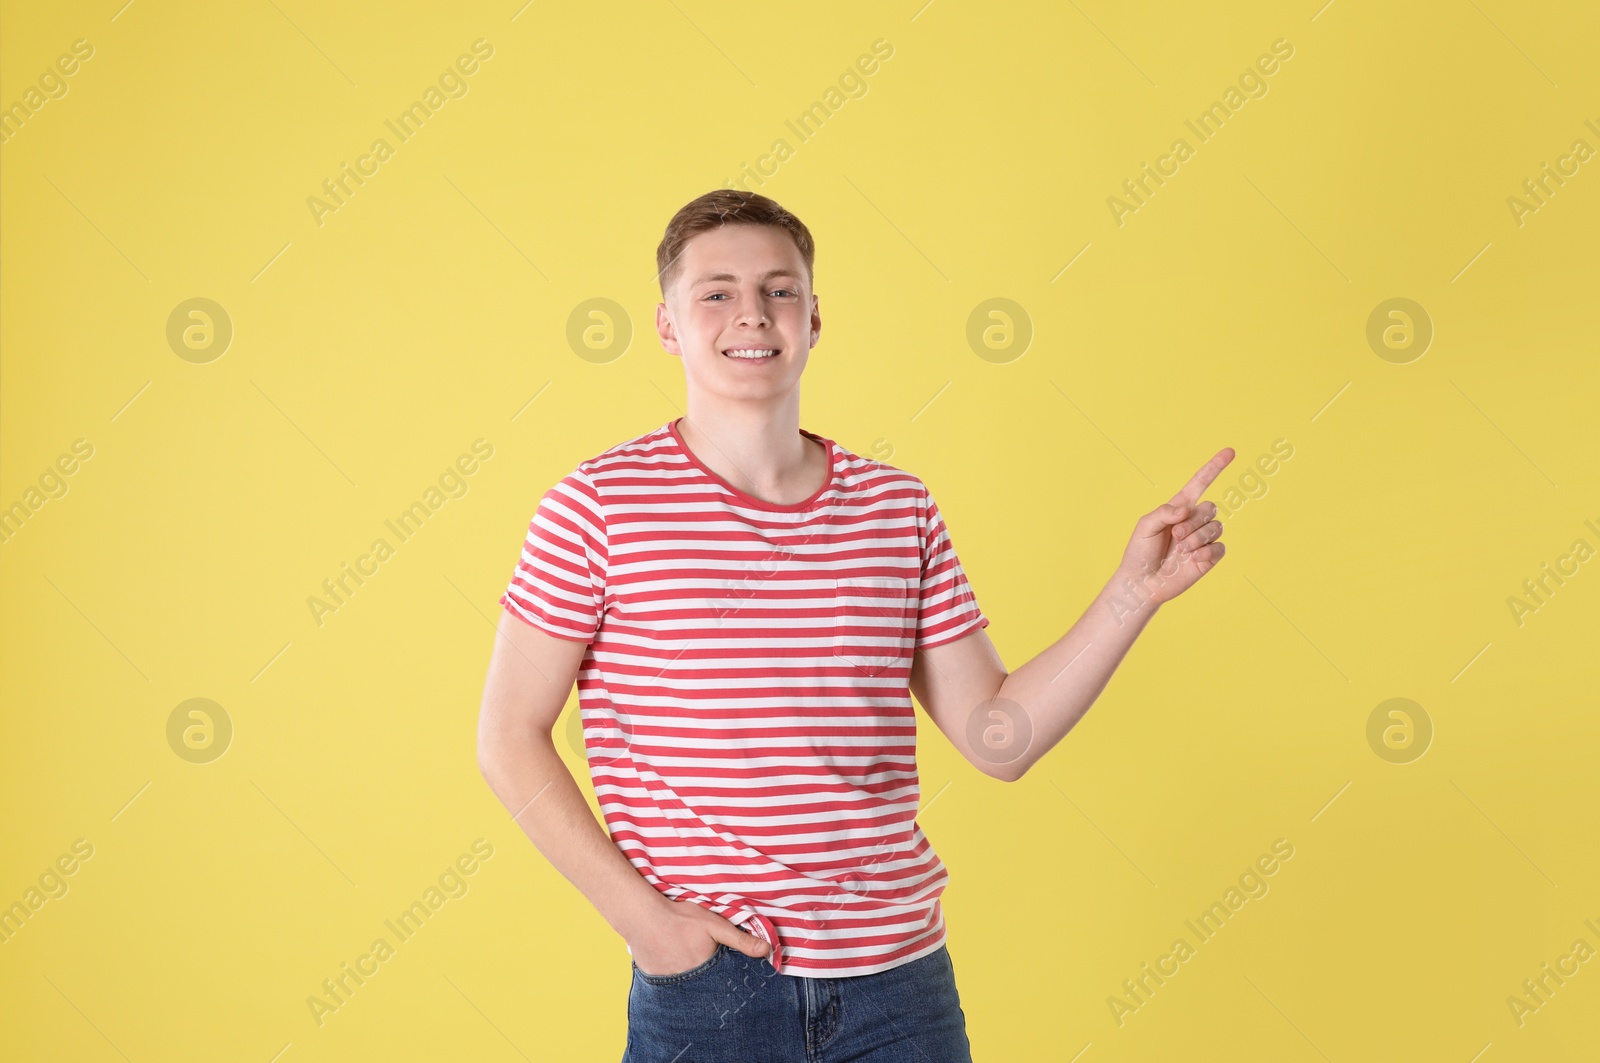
[706,290,795,300]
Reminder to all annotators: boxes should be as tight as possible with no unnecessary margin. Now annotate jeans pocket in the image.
[833,576,914,676]
[632,943,727,986]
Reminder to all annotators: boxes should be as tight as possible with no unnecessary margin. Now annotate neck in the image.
[676,403,824,504]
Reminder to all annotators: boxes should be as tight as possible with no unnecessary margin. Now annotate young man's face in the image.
[657,223,820,406]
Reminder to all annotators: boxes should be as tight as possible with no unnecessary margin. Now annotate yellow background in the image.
[3,0,1598,1059]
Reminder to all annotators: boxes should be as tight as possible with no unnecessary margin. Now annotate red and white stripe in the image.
[500,419,989,977]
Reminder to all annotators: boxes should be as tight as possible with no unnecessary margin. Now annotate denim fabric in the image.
[624,942,975,1062]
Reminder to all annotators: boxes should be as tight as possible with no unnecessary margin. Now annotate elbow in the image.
[477,745,501,784]
[477,728,555,780]
[991,754,1033,784]
[968,732,1028,782]
[477,730,513,781]
[984,760,1024,784]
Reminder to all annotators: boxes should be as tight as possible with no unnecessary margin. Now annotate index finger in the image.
[1170,448,1235,507]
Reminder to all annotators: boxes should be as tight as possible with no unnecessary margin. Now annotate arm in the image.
[477,607,771,973]
[476,608,665,941]
[911,571,1158,783]
[911,448,1234,783]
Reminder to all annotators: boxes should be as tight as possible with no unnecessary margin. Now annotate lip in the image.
[721,346,782,355]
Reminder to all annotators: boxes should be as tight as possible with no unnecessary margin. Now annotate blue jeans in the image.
[624,941,975,1062]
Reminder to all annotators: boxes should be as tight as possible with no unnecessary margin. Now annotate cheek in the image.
[686,306,729,335]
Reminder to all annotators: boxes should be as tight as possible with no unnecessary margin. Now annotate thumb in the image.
[1143,502,1189,533]
[733,929,771,957]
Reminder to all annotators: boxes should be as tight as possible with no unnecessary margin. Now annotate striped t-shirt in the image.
[498,418,989,978]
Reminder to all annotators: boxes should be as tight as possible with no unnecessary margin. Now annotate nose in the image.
[736,294,770,327]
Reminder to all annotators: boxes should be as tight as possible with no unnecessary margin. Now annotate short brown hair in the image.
[656,189,816,300]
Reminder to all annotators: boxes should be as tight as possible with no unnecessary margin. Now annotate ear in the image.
[656,301,683,355]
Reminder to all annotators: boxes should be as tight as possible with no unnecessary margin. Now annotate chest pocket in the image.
[833,576,914,676]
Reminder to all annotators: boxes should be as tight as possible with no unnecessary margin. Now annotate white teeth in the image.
[724,349,778,359]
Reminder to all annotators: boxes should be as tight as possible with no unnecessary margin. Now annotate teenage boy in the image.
[478,189,1232,1061]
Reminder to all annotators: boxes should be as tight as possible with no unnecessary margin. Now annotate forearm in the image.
[479,734,665,938]
[996,565,1162,779]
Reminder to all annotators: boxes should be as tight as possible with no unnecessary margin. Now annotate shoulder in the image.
[522,426,678,533]
[824,434,932,503]
[556,422,680,493]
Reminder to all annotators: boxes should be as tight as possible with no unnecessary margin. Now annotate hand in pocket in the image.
[628,899,770,978]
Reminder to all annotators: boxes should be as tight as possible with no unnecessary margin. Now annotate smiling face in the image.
[657,223,820,406]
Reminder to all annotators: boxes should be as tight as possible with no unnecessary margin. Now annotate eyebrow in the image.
[689,268,801,287]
